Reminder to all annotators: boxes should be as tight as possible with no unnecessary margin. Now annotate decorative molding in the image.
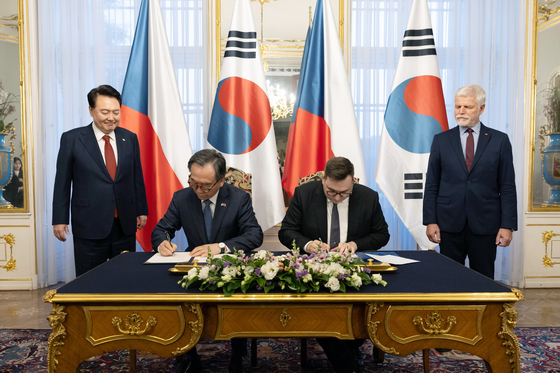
[366,302,399,355]
[173,303,204,356]
[112,311,157,336]
[542,230,560,267]
[412,311,457,335]
[279,308,291,327]
[47,303,67,372]
[498,303,521,373]
[0,233,16,271]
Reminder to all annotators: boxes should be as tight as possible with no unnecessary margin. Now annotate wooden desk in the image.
[43,251,523,373]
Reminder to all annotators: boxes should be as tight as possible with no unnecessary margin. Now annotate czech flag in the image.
[282,0,366,197]
[120,0,192,251]
[207,0,285,231]
[374,0,448,249]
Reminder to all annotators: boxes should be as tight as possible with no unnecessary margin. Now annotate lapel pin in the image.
[221,203,226,207]
[122,138,126,141]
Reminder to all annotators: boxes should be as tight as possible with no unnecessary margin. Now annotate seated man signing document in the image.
[278,156,390,373]
[151,149,263,257]
[151,149,263,373]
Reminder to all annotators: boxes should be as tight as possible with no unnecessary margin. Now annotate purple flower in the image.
[266,281,272,286]
[223,261,233,267]
[363,268,371,274]
[296,269,309,279]
[293,263,300,269]
[255,268,261,276]
[256,285,263,290]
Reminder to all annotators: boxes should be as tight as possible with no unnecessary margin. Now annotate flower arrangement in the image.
[0,80,19,133]
[178,242,387,297]
[538,84,560,135]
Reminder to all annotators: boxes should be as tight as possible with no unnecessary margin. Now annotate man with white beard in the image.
[423,84,517,280]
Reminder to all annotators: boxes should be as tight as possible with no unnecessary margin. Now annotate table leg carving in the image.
[173,303,204,356]
[498,302,521,373]
[46,303,67,372]
[366,302,399,355]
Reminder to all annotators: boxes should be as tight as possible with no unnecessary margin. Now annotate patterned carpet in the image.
[1,328,559,372]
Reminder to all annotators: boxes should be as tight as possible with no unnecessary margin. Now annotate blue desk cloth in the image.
[57,251,510,295]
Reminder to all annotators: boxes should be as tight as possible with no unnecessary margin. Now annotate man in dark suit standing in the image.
[152,149,263,373]
[278,156,390,373]
[423,84,517,279]
[52,85,148,277]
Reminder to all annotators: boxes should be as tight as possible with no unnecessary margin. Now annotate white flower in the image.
[350,273,362,287]
[187,267,198,281]
[223,265,240,277]
[372,273,387,286]
[198,266,210,280]
[243,266,255,276]
[254,250,269,260]
[261,260,279,280]
[325,276,340,291]
[221,274,232,282]
[303,273,312,283]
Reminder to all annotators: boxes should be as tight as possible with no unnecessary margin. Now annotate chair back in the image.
[298,171,359,185]
[225,166,252,198]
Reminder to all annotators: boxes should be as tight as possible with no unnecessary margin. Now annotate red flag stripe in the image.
[282,108,334,195]
[120,105,183,251]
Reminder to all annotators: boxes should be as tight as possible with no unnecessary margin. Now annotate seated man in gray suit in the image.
[152,149,263,373]
[279,156,390,373]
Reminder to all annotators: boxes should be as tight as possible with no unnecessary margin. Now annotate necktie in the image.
[330,203,340,249]
[466,128,474,172]
[103,135,118,217]
[203,200,213,241]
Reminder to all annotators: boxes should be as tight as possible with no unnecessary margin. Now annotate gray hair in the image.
[188,149,226,181]
[455,85,486,107]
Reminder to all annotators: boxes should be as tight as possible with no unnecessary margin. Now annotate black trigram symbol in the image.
[224,31,257,59]
[402,28,436,57]
[404,173,423,200]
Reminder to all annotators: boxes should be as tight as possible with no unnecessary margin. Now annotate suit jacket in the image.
[278,181,390,251]
[423,123,517,235]
[52,123,149,239]
[151,183,263,252]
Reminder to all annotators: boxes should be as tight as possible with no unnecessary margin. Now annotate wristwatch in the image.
[218,242,226,254]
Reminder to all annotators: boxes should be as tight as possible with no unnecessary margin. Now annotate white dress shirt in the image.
[92,124,119,166]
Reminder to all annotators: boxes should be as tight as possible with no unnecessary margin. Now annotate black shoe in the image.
[435,348,451,353]
[228,360,246,373]
[176,355,202,373]
[351,347,364,372]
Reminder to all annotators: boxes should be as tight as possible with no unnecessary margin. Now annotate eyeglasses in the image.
[325,190,353,198]
[188,178,219,192]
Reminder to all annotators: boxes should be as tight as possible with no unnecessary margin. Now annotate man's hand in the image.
[496,228,513,247]
[426,223,441,244]
[53,224,70,242]
[137,215,147,230]
[330,241,358,255]
[190,243,220,257]
[306,240,330,254]
[158,240,178,256]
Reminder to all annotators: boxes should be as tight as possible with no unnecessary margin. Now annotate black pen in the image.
[165,232,173,256]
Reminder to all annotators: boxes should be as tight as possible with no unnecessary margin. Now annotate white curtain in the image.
[36,0,205,287]
[350,0,526,286]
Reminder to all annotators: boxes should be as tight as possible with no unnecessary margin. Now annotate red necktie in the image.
[103,135,118,217]
[466,128,474,172]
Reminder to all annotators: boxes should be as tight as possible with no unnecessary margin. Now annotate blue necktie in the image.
[330,203,340,248]
[203,200,213,241]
